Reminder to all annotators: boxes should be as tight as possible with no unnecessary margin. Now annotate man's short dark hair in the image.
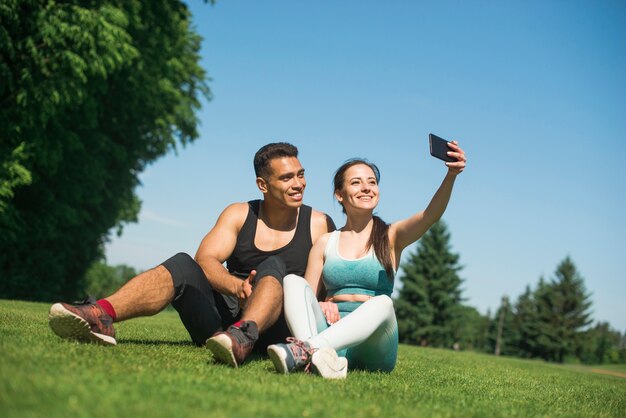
[253,142,299,179]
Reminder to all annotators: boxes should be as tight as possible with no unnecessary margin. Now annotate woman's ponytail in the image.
[368,215,394,279]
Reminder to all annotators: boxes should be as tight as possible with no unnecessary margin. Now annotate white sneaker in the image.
[311,347,348,379]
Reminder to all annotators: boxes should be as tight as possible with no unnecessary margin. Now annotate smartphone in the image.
[429,133,456,162]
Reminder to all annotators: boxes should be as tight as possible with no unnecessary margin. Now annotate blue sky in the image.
[105,1,626,331]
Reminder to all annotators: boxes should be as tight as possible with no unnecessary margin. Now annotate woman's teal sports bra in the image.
[322,230,394,298]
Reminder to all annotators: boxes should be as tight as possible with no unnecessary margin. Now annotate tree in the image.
[578,322,623,365]
[511,284,541,358]
[395,220,464,348]
[491,296,518,356]
[533,257,593,362]
[0,1,210,301]
[450,305,490,351]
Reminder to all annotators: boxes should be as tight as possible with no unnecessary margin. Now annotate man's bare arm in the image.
[310,210,336,245]
[194,202,250,299]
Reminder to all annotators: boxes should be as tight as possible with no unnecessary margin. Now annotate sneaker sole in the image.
[206,334,238,368]
[267,344,290,374]
[48,303,117,345]
[311,348,348,379]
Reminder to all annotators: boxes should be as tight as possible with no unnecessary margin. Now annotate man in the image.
[48,142,335,368]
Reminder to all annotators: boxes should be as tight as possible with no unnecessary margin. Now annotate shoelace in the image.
[228,322,257,347]
[72,296,108,322]
[68,296,113,331]
[73,296,97,305]
[285,337,317,373]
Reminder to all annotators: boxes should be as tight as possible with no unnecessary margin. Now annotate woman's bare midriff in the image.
[326,294,372,303]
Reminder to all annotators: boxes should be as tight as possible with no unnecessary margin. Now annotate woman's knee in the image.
[283,274,308,291]
[371,294,394,312]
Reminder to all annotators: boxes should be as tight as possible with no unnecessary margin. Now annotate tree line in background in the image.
[395,220,626,365]
[0,0,209,301]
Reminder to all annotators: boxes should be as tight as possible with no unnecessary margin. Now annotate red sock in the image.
[97,299,117,321]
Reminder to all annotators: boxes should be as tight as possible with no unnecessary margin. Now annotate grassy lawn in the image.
[1,299,624,417]
[589,364,626,374]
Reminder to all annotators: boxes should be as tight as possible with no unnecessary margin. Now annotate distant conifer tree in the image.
[395,220,464,348]
[523,257,593,362]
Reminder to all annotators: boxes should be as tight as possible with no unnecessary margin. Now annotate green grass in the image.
[590,364,626,374]
[1,300,624,418]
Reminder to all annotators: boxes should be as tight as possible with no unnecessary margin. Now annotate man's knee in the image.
[161,252,202,293]
[254,255,287,287]
[161,253,223,344]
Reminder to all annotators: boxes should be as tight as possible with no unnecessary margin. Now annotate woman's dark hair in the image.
[333,159,394,278]
[253,142,299,179]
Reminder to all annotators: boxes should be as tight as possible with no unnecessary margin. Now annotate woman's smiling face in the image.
[336,163,380,213]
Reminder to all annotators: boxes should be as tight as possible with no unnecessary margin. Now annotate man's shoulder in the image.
[310,208,337,233]
[223,201,251,212]
[309,208,328,219]
[311,229,333,251]
[218,201,252,225]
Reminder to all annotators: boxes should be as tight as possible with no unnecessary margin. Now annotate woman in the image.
[267,141,467,378]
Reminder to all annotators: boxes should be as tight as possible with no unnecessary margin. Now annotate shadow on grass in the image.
[118,339,196,347]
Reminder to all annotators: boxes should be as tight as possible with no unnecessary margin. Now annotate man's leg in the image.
[106,265,175,320]
[206,255,286,367]
[163,253,231,346]
[49,253,225,346]
[240,274,282,331]
[48,263,176,345]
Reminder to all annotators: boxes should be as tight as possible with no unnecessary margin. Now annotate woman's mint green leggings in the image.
[283,274,398,372]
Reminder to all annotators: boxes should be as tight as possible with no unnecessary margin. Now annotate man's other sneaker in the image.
[206,320,258,367]
[48,297,116,345]
[267,338,348,379]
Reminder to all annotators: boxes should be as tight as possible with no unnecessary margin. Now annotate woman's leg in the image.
[282,274,328,339]
[269,275,357,378]
[307,295,398,372]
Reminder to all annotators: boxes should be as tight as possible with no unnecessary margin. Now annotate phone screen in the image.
[429,133,456,162]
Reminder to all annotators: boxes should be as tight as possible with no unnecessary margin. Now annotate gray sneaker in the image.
[267,338,348,379]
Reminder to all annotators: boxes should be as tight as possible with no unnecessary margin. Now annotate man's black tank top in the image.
[226,200,313,279]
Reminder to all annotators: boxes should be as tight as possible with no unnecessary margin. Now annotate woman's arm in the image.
[304,233,330,297]
[391,141,467,254]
